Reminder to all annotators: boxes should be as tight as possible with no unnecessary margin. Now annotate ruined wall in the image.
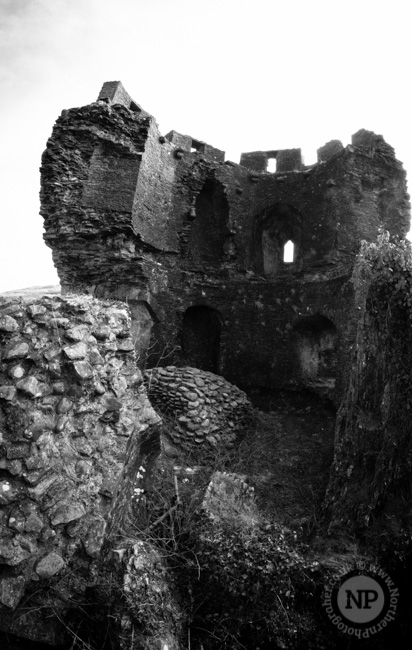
[41,101,149,291]
[325,235,412,542]
[40,82,410,401]
[0,295,160,642]
[147,271,353,399]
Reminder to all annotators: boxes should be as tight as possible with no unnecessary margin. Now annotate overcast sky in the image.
[1,0,411,292]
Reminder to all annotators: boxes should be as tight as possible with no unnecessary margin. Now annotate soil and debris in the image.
[239,389,336,533]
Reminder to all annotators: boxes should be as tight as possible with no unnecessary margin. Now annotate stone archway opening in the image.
[292,314,337,388]
[188,179,229,267]
[254,203,302,277]
[182,306,223,373]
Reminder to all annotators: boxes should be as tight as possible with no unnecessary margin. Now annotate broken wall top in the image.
[40,81,410,294]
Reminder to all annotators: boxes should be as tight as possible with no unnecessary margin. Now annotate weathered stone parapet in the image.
[97,80,146,114]
[351,128,396,158]
[0,294,161,642]
[239,148,302,173]
[317,139,344,162]
[144,366,253,452]
[165,129,225,163]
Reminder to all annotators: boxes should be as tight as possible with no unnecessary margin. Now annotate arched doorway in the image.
[182,306,223,373]
[292,314,337,387]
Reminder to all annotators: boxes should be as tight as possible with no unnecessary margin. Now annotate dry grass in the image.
[0,285,61,299]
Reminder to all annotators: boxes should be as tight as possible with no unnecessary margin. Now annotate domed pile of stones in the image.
[144,366,254,452]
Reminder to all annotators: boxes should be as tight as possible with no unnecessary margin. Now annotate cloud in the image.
[0,0,94,103]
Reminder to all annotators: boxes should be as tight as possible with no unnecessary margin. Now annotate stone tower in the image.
[40,81,410,401]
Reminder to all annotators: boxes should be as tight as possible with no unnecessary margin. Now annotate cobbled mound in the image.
[144,366,253,452]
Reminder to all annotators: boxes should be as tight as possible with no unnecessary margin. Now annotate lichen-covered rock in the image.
[0,576,25,608]
[202,471,257,525]
[35,552,65,578]
[115,540,183,650]
[144,366,253,452]
[0,294,161,643]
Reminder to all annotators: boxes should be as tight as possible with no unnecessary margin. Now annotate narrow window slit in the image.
[283,240,295,263]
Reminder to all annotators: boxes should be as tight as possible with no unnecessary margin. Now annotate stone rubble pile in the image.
[0,294,160,640]
[144,366,253,451]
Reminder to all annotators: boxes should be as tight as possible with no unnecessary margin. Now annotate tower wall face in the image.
[40,82,411,400]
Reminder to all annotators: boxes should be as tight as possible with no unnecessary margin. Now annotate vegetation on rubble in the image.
[42,401,336,650]
[122,429,333,650]
[7,392,411,650]
[5,233,412,649]
[52,373,412,649]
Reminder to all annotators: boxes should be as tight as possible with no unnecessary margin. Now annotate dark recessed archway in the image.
[292,314,337,386]
[182,306,223,373]
[254,203,302,277]
[188,179,229,267]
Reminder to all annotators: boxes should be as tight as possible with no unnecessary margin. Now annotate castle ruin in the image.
[40,81,411,401]
[1,81,411,648]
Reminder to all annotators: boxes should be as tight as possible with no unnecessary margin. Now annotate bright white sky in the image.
[1,0,411,292]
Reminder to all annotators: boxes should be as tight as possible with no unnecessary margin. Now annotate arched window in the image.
[254,203,302,277]
[283,240,295,263]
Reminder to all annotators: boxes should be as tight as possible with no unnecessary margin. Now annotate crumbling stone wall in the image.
[40,81,411,401]
[0,295,161,643]
[324,235,412,541]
